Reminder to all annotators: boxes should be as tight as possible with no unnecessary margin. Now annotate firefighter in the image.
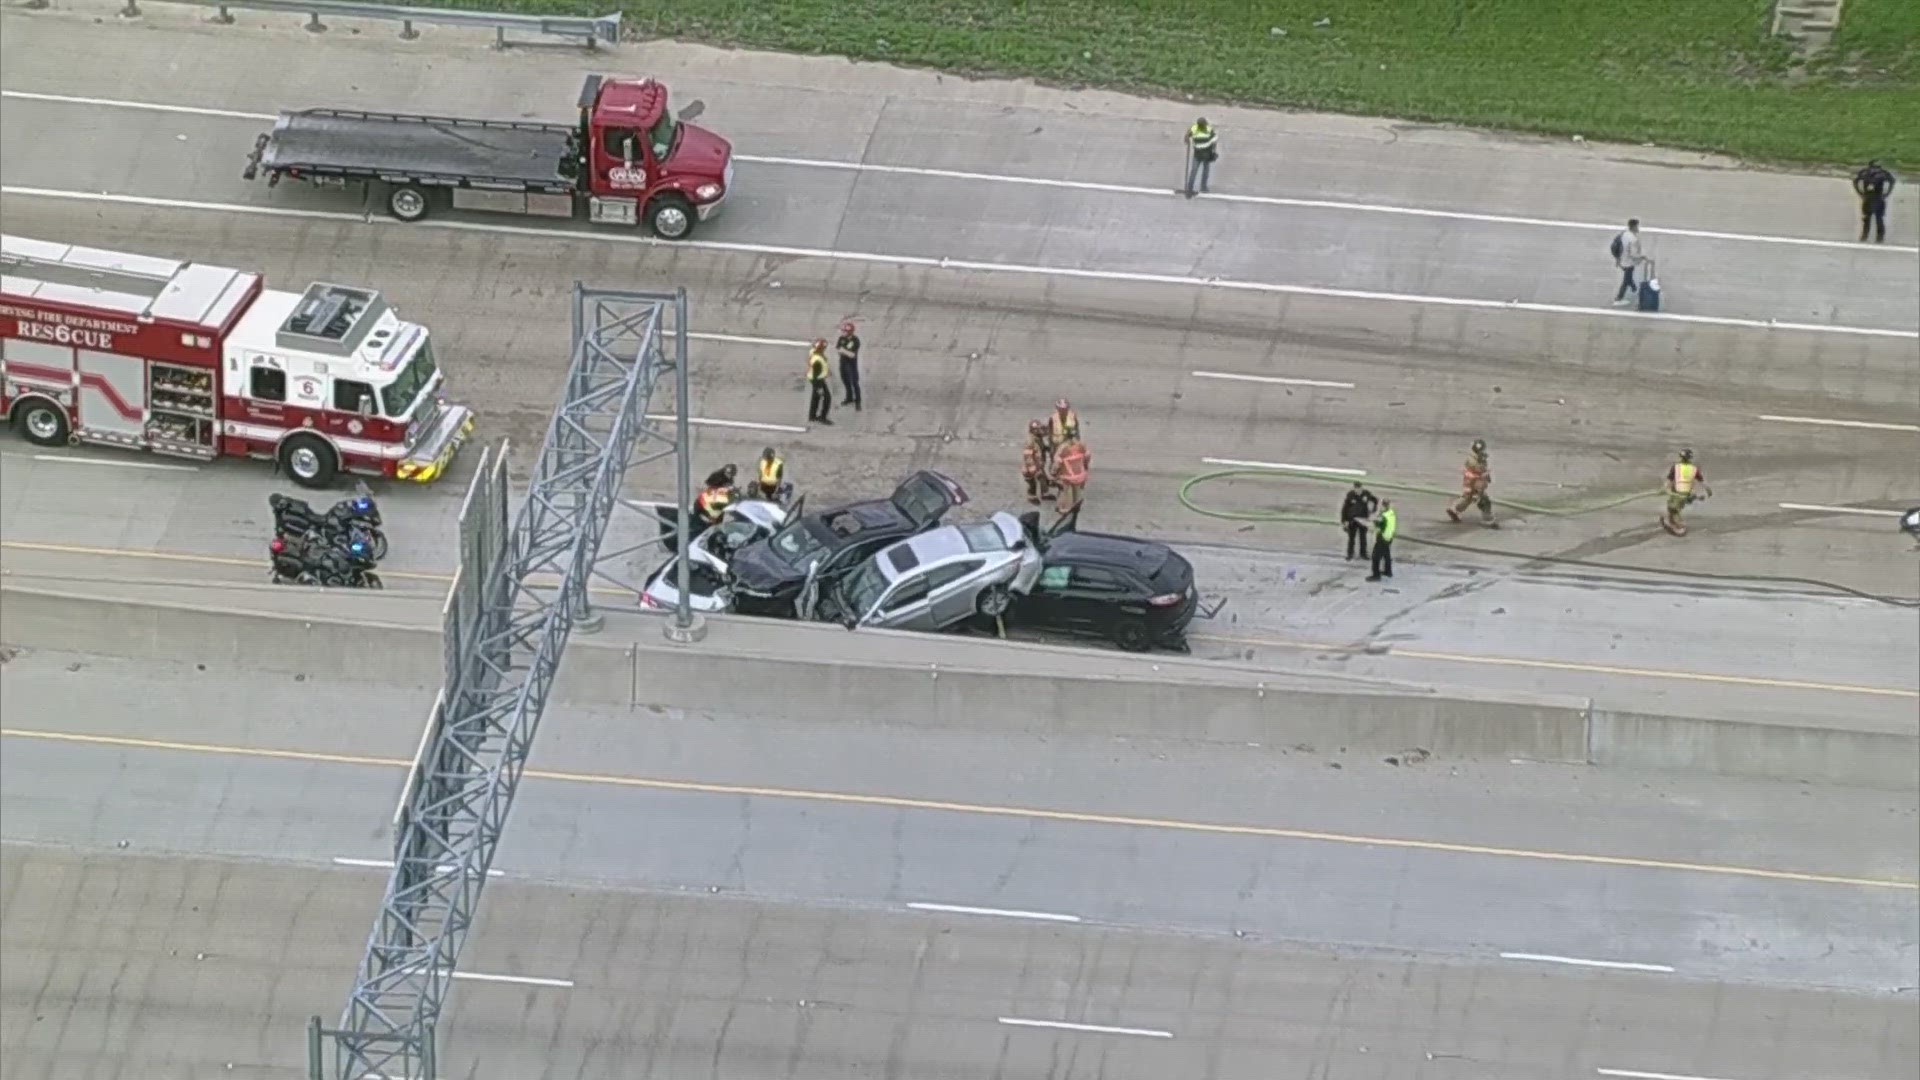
[1048,398,1081,448]
[749,446,787,502]
[1052,432,1090,526]
[695,466,737,532]
[1447,438,1496,526]
[805,340,833,425]
[1660,448,1711,536]
[1022,419,1054,504]
[836,320,863,410]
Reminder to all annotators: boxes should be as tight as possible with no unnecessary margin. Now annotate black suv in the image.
[1010,529,1199,651]
[728,470,969,617]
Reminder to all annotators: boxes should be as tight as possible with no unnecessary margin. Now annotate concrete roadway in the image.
[0,6,1916,729]
[2,643,1916,1077]
[8,845,1915,1080]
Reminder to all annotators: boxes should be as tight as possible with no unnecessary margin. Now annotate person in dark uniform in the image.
[835,320,863,410]
[1340,481,1379,561]
[1854,160,1896,243]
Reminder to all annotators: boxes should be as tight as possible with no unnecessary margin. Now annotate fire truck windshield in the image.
[380,339,438,418]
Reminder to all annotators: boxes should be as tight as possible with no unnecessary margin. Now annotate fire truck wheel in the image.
[279,434,338,488]
[647,194,694,240]
[387,185,431,223]
[14,400,70,447]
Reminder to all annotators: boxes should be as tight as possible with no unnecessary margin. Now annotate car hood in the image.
[728,539,803,592]
[668,123,731,181]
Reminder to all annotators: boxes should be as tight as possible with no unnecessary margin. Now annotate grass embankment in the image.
[449,0,1917,167]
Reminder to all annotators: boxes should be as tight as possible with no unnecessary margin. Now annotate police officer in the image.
[835,321,863,410]
[1340,481,1379,561]
[1367,499,1397,582]
[1854,160,1896,244]
[805,340,833,425]
[1184,117,1219,199]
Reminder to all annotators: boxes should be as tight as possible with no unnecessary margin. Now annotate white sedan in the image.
[640,500,790,614]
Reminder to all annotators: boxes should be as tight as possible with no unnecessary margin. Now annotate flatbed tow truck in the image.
[244,74,733,239]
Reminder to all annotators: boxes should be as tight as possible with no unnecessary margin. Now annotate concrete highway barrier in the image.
[2,583,1911,789]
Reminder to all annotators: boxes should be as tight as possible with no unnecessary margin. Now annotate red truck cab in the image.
[575,75,734,239]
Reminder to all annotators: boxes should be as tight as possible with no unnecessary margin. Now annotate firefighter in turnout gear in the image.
[1660,449,1710,536]
[806,340,833,425]
[695,464,738,535]
[1447,439,1496,526]
[1022,419,1054,504]
[1048,398,1081,449]
[1052,432,1091,526]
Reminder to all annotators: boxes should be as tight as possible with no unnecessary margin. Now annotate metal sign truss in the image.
[310,284,695,1079]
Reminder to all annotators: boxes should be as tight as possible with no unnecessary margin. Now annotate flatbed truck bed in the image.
[248,109,578,193]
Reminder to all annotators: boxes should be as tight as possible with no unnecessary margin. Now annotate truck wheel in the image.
[279,434,338,489]
[387,186,430,223]
[14,400,70,447]
[647,194,695,240]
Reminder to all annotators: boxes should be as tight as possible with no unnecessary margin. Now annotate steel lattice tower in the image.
[309,284,700,1079]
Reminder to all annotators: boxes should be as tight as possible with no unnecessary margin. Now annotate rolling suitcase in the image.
[1637,260,1661,312]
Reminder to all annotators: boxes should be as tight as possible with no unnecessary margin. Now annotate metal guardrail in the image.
[25,0,622,49]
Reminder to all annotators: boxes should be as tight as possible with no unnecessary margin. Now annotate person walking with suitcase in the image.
[1610,219,1648,306]
[1854,160,1896,244]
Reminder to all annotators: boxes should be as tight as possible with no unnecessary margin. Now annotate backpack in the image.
[1609,233,1624,260]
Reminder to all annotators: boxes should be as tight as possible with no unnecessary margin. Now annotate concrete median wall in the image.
[3,584,1912,790]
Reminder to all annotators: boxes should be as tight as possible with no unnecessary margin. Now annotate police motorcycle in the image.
[269,531,383,589]
[269,483,388,560]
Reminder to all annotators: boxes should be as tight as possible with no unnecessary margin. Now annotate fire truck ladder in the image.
[308,284,697,1080]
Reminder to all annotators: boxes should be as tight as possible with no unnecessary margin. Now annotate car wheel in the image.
[975,584,1012,618]
[1111,621,1154,653]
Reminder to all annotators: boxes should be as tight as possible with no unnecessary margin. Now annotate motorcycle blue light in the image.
[353,497,372,512]
[351,542,367,555]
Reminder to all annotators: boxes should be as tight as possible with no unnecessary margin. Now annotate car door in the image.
[924,559,986,629]
[888,471,970,531]
[1056,565,1133,633]
[866,574,932,629]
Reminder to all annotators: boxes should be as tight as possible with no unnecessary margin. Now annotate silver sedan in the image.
[806,511,1043,632]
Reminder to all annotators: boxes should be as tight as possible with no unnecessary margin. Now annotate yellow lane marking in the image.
[1195,632,1919,699]
[4,728,1913,892]
[9,540,1916,701]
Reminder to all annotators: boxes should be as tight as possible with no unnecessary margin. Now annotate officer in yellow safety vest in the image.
[805,341,833,425]
[1184,118,1219,199]
[1661,449,1710,536]
[1367,500,1397,582]
[751,446,786,501]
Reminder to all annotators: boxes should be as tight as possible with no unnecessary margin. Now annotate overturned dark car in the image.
[727,470,969,617]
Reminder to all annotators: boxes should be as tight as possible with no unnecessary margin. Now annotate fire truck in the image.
[243,74,734,240]
[0,235,474,488]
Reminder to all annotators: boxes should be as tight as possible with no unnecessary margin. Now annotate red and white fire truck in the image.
[0,235,473,488]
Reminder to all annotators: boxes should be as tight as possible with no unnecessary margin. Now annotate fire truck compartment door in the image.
[75,351,147,436]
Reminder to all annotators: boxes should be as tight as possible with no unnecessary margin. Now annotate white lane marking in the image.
[330,856,504,878]
[0,89,277,121]
[1778,502,1906,518]
[1191,370,1356,390]
[1597,1060,1751,1068]
[643,413,809,434]
[1759,413,1920,432]
[1202,456,1367,477]
[690,331,810,348]
[1500,951,1675,973]
[28,454,198,472]
[739,152,1919,255]
[999,1017,1173,1039]
[7,186,1914,341]
[1597,1070,1742,1080]
[451,970,575,989]
[9,90,1910,257]
[907,902,1082,923]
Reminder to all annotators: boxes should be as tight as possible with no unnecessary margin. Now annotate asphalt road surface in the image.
[2,644,1916,1078]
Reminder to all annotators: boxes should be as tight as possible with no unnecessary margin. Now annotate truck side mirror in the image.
[357,393,376,416]
[676,100,706,122]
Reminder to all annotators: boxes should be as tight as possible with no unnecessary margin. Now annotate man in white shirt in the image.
[1611,218,1647,306]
